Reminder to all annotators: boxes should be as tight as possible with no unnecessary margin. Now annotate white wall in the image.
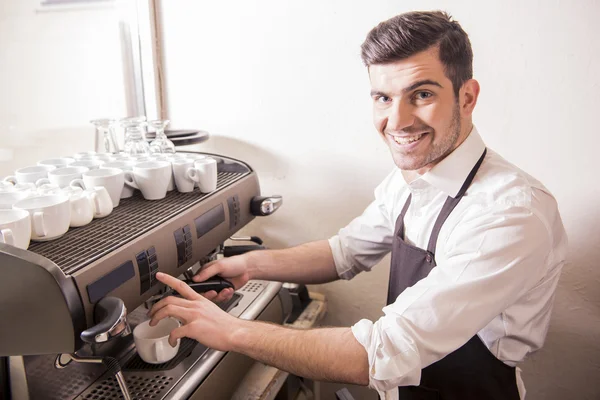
[0,0,126,176]
[161,1,600,399]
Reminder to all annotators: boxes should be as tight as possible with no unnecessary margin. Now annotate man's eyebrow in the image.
[370,90,389,97]
[370,80,443,98]
[403,79,443,93]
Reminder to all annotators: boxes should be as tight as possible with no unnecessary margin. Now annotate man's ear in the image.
[459,79,480,117]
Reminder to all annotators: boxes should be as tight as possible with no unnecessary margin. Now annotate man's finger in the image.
[149,295,194,318]
[214,288,234,303]
[169,325,190,347]
[202,290,218,301]
[149,304,191,326]
[156,272,202,300]
[192,263,223,282]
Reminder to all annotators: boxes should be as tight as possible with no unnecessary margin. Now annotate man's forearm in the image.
[247,240,339,284]
[231,320,370,386]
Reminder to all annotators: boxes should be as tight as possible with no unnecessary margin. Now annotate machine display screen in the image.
[194,204,225,238]
[87,260,135,303]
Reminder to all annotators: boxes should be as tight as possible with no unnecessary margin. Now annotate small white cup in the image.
[0,191,31,210]
[4,165,56,185]
[133,318,181,364]
[81,186,113,218]
[0,209,31,249]
[165,153,188,161]
[38,157,76,168]
[4,182,36,193]
[171,159,195,193]
[37,183,62,195]
[13,194,71,241]
[71,168,125,207]
[0,182,15,193]
[70,159,106,170]
[188,157,217,193]
[124,161,172,200]
[37,166,90,188]
[62,187,94,228]
[101,161,136,198]
[109,153,133,162]
[93,153,113,162]
[73,151,98,160]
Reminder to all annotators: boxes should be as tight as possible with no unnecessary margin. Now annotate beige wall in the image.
[165,1,600,399]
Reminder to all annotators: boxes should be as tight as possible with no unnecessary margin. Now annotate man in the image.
[149,10,567,399]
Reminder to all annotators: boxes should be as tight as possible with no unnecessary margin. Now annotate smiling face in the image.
[370,46,476,175]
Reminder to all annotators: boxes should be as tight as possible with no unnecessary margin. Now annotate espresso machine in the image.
[0,152,289,400]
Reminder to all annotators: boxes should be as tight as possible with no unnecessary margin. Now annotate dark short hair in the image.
[361,11,473,97]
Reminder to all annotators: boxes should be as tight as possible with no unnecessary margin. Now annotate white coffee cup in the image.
[101,161,136,198]
[4,165,56,185]
[133,318,181,364]
[171,159,195,193]
[109,153,134,162]
[70,159,106,170]
[37,166,90,188]
[82,186,113,218]
[73,151,97,160]
[0,209,31,249]
[93,153,113,162]
[37,183,62,195]
[70,168,124,207]
[38,157,76,168]
[0,191,31,210]
[124,161,172,200]
[13,194,70,241]
[188,157,217,193]
[0,182,15,193]
[165,153,188,161]
[2,182,36,193]
[62,187,94,228]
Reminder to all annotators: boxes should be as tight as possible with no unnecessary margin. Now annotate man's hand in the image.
[193,255,251,302]
[148,272,242,350]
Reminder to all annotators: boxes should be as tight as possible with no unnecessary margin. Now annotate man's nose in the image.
[387,103,415,131]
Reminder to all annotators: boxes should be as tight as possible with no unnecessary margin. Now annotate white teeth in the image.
[393,133,424,145]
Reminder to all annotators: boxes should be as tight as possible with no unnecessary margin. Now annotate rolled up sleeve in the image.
[329,171,399,280]
[351,204,554,392]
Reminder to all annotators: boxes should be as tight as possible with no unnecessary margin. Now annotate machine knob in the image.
[251,195,282,216]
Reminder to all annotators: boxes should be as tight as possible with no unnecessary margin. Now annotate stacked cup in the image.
[0,151,219,249]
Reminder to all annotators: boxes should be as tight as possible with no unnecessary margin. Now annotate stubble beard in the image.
[391,102,462,172]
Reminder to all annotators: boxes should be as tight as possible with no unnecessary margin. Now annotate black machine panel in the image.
[87,261,136,303]
[194,204,225,238]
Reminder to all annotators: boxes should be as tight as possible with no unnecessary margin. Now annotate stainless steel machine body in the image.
[0,152,289,400]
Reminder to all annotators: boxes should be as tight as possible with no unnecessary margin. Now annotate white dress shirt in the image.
[328,127,568,399]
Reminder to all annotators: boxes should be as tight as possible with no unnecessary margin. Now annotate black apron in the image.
[387,149,521,400]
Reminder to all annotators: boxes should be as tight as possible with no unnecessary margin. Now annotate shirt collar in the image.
[419,125,486,198]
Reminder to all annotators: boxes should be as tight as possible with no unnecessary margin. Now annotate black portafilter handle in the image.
[223,244,265,257]
[172,277,235,297]
[80,297,131,344]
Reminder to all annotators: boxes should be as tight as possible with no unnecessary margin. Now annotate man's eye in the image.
[375,95,391,103]
[414,91,433,100]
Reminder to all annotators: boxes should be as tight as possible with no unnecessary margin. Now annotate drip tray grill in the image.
[28,170,247,275]
[81,375,175,400]
[124,338,197,372]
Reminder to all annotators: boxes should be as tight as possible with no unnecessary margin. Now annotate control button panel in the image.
[137,246,159,295]
[227,195,240,229]
[174,225,193,267]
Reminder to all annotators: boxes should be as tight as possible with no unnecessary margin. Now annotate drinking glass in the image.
[90,119,117,153]
[149,119,175,154]
[122,118,151,156]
